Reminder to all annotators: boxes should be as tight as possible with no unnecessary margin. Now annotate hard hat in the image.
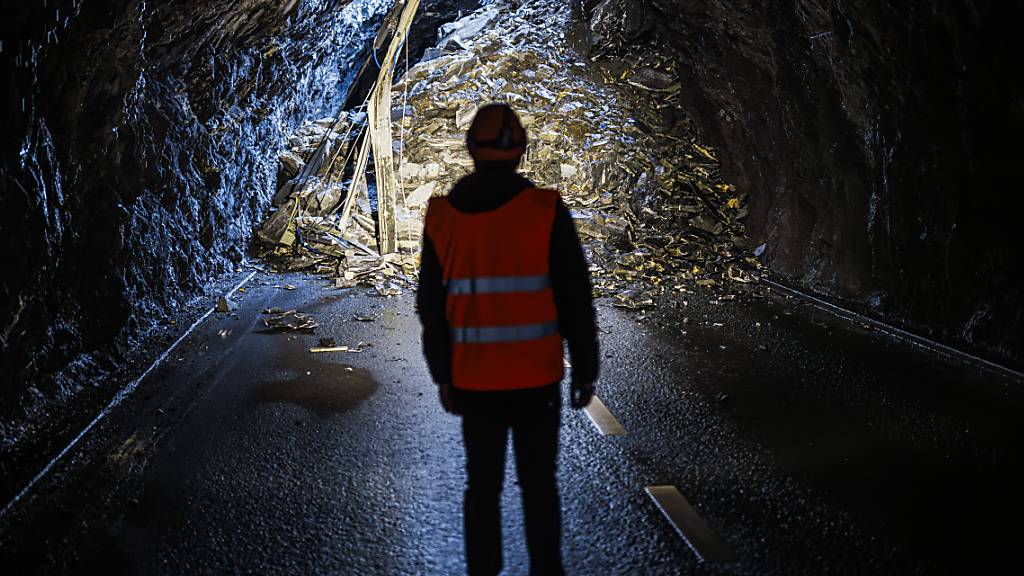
[466,103,527,163]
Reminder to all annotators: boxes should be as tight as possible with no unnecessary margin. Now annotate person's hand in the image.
[570,379,594,409]
[439,382,458,414]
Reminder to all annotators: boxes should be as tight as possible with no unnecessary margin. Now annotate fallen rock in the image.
[406,182,436,207]
[216,296,235,313]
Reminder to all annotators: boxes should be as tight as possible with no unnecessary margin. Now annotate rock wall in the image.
[0,0,399,434]
[3,0,1020,425]
[581,0,1024,362]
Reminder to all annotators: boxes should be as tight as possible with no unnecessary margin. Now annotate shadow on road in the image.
[252,365,378,416]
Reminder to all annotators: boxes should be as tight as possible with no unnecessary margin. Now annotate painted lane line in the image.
[583,395,627,436]
[0,271,258,521]
[645,485,735,563]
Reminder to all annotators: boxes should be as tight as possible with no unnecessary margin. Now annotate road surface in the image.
[1,271,1021,575]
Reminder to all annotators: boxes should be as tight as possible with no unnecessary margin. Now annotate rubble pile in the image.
[257,108,417,296]
[258,0,762,308]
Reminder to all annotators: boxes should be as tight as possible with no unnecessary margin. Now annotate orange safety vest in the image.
[424,187,565,391]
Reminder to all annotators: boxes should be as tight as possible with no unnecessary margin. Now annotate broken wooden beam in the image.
[368,0,421,255]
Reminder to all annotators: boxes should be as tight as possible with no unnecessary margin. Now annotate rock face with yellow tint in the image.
[391,1,757,301]
[262,0,759,312]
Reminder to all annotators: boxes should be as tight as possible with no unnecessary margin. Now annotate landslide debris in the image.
[258,0,762,307]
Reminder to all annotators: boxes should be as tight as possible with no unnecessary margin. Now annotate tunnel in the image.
[1,0,1023,573]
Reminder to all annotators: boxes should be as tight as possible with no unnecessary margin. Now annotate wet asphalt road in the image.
[2,271,1022,575]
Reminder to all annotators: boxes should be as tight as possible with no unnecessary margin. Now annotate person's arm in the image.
[549,199,600,388]
[417,234,453,386]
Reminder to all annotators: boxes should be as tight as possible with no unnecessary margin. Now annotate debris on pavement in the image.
[309,340,368,353]
[612,289,656,310]
[263,310,318,332]
[216,296,235,313]
[309,345,364,353]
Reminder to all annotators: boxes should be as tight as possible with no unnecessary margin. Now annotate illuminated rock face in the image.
[0,0,478,414]
[580,0,1023,360]
[2,0,367,401]
[2,0,1020,424]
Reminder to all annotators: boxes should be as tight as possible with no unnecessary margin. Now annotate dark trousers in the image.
[457,383,564,576]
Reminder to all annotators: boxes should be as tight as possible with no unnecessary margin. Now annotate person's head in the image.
[466,103,527,171]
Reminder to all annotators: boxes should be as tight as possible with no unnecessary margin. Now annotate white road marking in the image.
[0,271,258,521]
[763,278,1023,383]
[645,485,735,563]
[583,395,627,436]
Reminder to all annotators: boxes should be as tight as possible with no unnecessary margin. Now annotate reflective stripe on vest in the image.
[447,275,551,295]
[451,321,559,344]
[424,187,565,391]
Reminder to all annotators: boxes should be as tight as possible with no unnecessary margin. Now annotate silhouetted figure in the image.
[418,103,600,575]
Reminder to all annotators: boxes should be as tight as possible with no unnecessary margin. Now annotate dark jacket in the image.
[417,167,600,388]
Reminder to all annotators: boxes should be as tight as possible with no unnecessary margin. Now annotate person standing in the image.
[417,103,600,575]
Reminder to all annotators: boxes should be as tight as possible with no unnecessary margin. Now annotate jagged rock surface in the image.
[2,0,485,452]
[580,0,1024,361]
[0,0,394,445]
